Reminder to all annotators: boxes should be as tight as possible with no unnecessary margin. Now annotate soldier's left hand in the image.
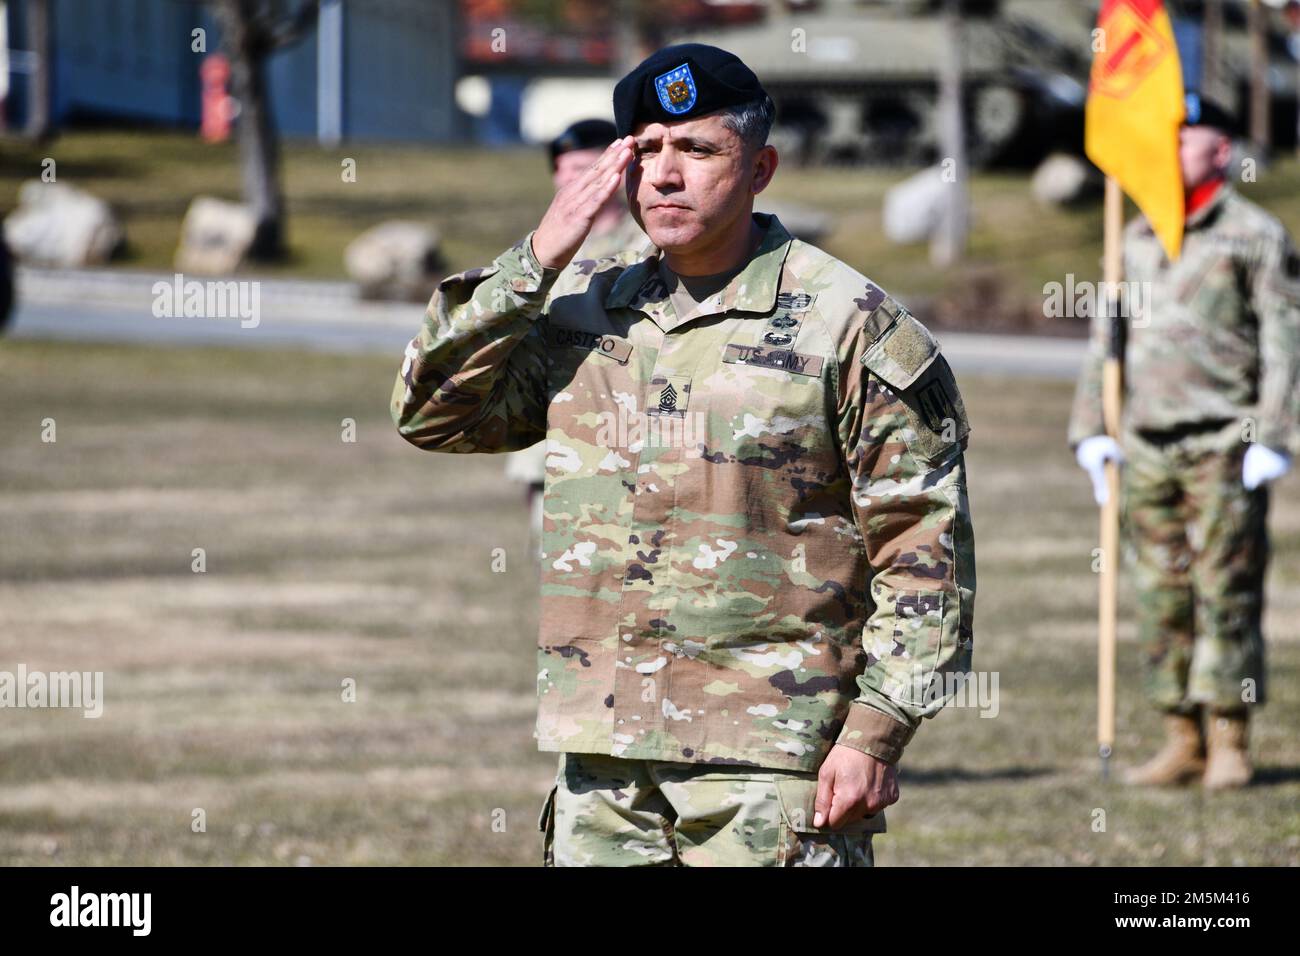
[813,744,899,829]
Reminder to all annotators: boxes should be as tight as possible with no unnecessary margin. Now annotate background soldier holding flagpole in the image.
[1071,0,1300,790]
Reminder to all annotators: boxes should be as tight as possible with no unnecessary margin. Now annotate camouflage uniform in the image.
[538,751,879,867]
[503,211,650,500]
[394,212,976,863]
[1070,183,1300,714]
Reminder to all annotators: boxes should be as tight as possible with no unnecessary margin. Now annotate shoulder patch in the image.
[862,310,969,462]
[860,310,939,390]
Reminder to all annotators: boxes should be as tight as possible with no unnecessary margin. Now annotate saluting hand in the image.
[530,135,636,270]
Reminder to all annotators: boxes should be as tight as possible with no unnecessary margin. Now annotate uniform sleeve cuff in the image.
[520,231,563,285]
[1067,428,1104,452]
[835,703,916,765]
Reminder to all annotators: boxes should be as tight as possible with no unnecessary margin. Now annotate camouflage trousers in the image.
[537,751,882,867]
[1121,424,1268,714]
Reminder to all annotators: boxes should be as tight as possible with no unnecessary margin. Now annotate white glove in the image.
[1075,436,1125,506]
[1242,444,1291,490]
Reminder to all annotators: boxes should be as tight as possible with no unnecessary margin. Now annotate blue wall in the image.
[51,0,208,126]
[343,0,458,142]
[5,0,464,143]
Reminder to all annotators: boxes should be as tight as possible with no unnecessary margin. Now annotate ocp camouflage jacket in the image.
[393,214,976,772]
[1070,184,1300,451]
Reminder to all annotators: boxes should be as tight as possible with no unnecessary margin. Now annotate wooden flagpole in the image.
[1098,176,1124,781]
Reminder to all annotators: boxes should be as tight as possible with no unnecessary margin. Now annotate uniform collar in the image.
[1185,178,1232,232]
[1184,177,1231,230]
[605,212,793,327]
[1135,180,1233,241]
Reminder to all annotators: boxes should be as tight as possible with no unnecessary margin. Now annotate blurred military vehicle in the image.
[673,0,1093,167]
[1012,1,1300,145]
[672,0,1300,165]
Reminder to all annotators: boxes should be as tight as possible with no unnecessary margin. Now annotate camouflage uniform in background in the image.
[394,213,976,865]
[1070,183,1300,716]
[503,211,650,548]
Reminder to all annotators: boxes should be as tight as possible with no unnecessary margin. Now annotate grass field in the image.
[1,338,1297,866]
[5,129,1300,324]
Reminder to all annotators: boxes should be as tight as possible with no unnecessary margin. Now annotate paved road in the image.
[5,267,1086,380]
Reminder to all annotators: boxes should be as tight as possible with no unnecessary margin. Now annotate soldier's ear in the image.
[751,144,778,195]
[1215,133,1233,169]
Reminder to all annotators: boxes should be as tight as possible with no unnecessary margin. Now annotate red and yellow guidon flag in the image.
[1086,0,1186,260]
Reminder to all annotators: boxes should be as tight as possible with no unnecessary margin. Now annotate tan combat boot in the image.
[1123,711,1205,786]
[1203,711,1252,790]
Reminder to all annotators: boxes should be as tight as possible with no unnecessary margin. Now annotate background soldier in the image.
[504,119,648,552]
[394,44,975,866]
[1070,93,1300,789]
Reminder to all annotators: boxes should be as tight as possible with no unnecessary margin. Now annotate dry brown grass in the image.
[0,341,1297,865]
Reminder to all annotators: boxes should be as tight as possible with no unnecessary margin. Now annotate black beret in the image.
[613,43,768,138]
[548,119,618,168]
[1183,91,1239,135]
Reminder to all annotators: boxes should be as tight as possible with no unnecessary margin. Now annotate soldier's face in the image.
[552,148,605,192]
[626,114,777,256]
[1179,125,1231,190]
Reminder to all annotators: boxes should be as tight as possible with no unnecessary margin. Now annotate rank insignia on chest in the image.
[647,374,692,417]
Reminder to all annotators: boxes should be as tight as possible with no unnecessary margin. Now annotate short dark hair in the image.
[717,95,776,152]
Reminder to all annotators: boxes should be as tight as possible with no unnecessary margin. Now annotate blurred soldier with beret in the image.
[394,44,976,865]
[505,119,648,548]
[1071,93,1300,789]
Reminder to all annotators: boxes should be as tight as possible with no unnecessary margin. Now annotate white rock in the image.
[175,196,257,275]
[882,165,948,245]
[4,181,124,267]
[344,220,443,302]
[1031,153,1103,207]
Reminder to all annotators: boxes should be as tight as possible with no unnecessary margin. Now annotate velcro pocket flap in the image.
[860,310,939,391]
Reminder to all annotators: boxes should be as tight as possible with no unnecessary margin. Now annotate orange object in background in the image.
[200,54,234,143]
[1085,0,1187,261]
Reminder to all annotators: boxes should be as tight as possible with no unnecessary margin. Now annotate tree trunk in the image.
[214,0,287,261]
[234,50,285,259]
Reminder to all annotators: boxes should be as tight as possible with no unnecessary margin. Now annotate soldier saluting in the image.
[394,44,976,865]
[1071,93,1300,789]
[504,118,649,553]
